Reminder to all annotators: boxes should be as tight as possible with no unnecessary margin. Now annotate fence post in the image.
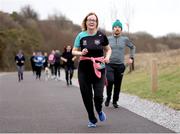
[151,59,158,92]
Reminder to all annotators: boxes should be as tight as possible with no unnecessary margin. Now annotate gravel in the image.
[118,93,180,133]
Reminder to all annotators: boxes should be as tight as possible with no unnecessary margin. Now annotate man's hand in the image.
[127,58,133,64]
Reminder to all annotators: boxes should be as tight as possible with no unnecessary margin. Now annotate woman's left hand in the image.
[104,57,110,63]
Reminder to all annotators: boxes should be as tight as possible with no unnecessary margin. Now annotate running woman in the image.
[61,45,76,85]
[72,12,111,128]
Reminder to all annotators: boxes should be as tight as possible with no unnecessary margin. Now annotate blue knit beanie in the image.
[112,20,123,29]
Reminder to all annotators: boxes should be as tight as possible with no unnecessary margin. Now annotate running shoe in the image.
[88,121,96,128]
[105,100,110,107]
[113,102,119,108]
[98,111,106,121]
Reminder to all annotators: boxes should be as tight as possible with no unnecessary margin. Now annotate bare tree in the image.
[20,5,39,20]
[123,0,134,35]
[109,0,134,33]
[110,0,119,22]
[123,0,135,72]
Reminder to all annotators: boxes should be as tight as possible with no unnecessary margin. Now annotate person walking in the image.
[54,50,61,80]
[105,20,136,108]
[43,52,48,70]
[30,52,36,75]
[43,52,49,80]
[33,51,45,80]
[15,50,25,82]
[61,45,76,86]
[48,50,55,79]
[72,12,111,128]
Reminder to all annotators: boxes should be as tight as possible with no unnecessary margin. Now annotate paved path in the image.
[0,71,174,133]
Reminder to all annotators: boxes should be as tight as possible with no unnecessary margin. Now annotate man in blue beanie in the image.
[105,19,136,108]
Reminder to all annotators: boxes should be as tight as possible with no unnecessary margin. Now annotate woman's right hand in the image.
[81,48,88,56]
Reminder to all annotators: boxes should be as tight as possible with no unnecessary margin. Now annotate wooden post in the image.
[151,59,158,92]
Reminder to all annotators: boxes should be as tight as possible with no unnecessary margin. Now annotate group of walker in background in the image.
[15,45,76,86]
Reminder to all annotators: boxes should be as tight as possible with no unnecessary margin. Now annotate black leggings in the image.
[35,66,42,79]
[54,62,61,77]
[65,66,74,83]
[78,61,105,123]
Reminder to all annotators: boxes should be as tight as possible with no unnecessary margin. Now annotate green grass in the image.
[122,66,180,110]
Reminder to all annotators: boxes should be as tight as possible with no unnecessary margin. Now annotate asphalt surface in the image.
[0,71,174,133]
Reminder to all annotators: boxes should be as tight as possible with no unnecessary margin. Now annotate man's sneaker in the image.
[70,80,72,85]
[113,102,119,108]
[98,111,106,121]
[105,100,110,107]
[67,81,69,86]
[88,122,96,128]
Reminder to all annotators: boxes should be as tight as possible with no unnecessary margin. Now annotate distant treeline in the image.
[0,5,180,71]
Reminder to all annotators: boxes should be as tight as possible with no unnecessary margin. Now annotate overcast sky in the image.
[1,0,180,37]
